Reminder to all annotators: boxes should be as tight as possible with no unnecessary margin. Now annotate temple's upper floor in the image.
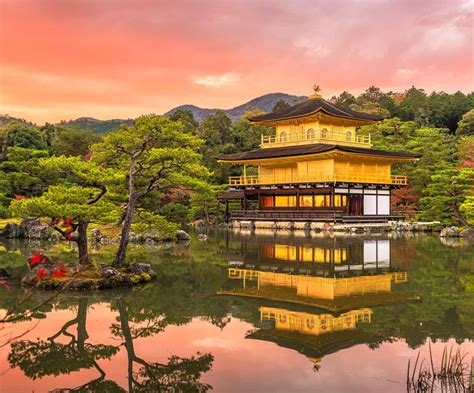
[248,95,383,149]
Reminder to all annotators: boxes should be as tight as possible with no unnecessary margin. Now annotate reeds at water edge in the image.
[407,342,473,392]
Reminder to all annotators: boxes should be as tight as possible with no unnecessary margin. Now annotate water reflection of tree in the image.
[7,296,214,392]
[363,237,474,348]
[8,297,122,391]
[115,298,213,392]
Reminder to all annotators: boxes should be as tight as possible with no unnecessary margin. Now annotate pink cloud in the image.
[0,0,472,123]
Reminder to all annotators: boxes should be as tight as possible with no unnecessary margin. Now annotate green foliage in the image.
[3,122,47,150]
[48,126,100,156]
[418,168,474,225]
[460,196,474,226]
[272,99,291,113]
[196,112,273,184]
[188,184,227,223]
[456,109,474,136]
[0,147,49,198]
[131,210,178,239]
[10,185,117,224]
[168,109,199,133]
[457,136,474,167]
[160,202,190,226]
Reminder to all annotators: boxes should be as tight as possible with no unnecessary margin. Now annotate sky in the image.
[0,0,473,124]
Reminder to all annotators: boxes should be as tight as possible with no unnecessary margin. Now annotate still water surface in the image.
[0,229,473,392]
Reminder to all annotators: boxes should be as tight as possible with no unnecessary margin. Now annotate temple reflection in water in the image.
[220,233,411,366]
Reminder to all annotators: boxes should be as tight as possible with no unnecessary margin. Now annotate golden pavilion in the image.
[217,87,420,223]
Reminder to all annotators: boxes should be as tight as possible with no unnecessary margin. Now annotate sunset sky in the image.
[0,0,473,124]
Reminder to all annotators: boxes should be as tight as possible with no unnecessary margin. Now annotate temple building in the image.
[217,88,420,223]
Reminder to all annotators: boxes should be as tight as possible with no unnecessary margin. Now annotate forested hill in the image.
[165,93,306,122]
[58,117,134,134]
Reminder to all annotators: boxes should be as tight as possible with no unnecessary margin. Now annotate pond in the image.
[0,229,473,392]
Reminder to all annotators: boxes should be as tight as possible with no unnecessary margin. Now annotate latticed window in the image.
[307,128,315,140]
[280,132,288,142]
[321,128,328,138]
[346,131,352,141]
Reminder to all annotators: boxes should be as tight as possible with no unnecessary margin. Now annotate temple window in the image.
[279,314,287,323]
[321,128,328,138]
[314,195,331,207]
[261,196,274,208]
[346,131,352,141]
[334,195,347,207]
[307,128,315,140]
[275,196,296,207]
[306,319,315,330]
[299,195,313,207]
[280,132,288,142]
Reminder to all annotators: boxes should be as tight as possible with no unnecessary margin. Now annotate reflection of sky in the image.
[1,304,472,393]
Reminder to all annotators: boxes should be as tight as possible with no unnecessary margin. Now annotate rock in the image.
[144,238,156,245]
[459,228,474,238]
[143,228,163,242]
[49,232,60,242]
[197,234,208,241]
[440,226,460,238]
[90,228,102,242]
[99,265,120,278]
[67,278,101,291]
[100,274,133,289]
[129,232,140,243]
[194,220,208,227]
[28,224,52,240]
[20,217,41,232]
[176,230,191,241]
[0,268,10,279]
[0,222,24,238]
[128,263,152,275]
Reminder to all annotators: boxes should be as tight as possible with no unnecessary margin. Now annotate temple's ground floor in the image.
[219,184,399,223]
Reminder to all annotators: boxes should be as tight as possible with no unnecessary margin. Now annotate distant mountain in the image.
[59,117,133,134]
[0,114,35,127]
[165,93,307,122]
[0,93,307,134]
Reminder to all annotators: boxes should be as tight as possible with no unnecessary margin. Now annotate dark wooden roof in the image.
[248,98,384,123]
[217,143,421,162]
[217,190,244,200]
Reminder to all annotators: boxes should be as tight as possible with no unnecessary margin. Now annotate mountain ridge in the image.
[0,92,307,133]
[165,92,307,122]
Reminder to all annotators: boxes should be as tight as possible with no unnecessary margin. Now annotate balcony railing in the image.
[261,129,372,148]
[229,172,408,186]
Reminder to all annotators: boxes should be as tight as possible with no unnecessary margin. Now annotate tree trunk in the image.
[76,298,89,351]
[453,202,469,227]
[113,158,137,268]
[117,298,135,393]
[77,222,90,265]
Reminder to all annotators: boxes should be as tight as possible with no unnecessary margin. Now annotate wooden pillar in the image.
[243,165,247,185]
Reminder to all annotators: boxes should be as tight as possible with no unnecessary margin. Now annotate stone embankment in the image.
[0,218,192,244]
[229,220,443,234]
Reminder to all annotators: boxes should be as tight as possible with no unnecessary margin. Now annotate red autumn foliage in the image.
[64,218,72,228]
[391,186,420,218]
[29,252,42,266]
[36,267,47,280]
